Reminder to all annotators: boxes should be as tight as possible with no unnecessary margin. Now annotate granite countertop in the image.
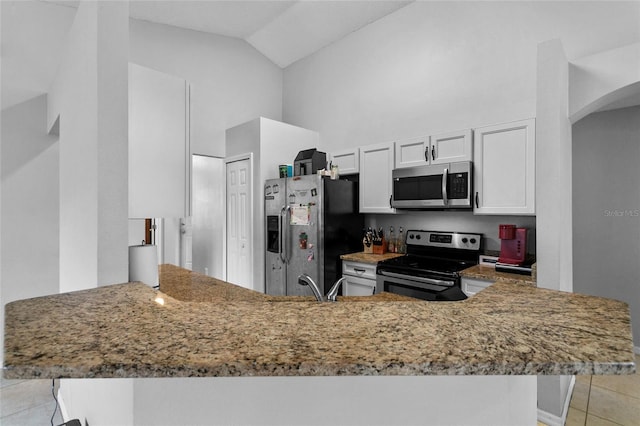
[340,252,404,264]
[461,264,536,287]
[3,265,635,379]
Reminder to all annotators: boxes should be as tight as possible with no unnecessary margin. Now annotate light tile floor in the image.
[1,377,63,426]
[1,357,638,426]
[566,354,640,426]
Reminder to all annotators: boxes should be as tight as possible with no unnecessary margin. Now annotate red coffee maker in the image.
[498,224,527,265]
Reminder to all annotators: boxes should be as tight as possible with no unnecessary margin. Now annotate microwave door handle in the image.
[442,168,449,206]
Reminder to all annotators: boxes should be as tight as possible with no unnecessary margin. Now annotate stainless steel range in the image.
[376,230,482,301]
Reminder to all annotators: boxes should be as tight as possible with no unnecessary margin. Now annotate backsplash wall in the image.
[366,211,536,254]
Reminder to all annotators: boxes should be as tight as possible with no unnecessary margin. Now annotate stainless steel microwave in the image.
[391,161,473,209]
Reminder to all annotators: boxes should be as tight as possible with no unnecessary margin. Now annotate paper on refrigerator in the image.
[290,205,310,225]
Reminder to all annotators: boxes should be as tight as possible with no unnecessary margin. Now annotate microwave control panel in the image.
[448,172,469,199]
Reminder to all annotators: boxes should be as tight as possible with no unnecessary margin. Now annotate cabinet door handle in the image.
[475,192,479,209]
[424,147,429,162]
[431,145,436,161]
[389,195,392,208]
[353,268,366,273]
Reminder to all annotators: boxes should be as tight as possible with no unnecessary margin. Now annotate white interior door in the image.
[226,157,252,289]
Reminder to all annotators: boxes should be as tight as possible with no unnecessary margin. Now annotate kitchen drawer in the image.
[342,261,377,280]
[343,275,376,296]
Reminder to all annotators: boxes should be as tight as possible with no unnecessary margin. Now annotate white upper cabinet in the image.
[394,130,472,169]
[473,118,535,215]
[330,148,359,175]
[395,136,429,169]
[430,129,473,164]
[129,64,190,219]
[360,142,395,214]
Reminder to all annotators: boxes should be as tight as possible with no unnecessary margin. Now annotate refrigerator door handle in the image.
[279,206,285,264]
[280,205,291,264]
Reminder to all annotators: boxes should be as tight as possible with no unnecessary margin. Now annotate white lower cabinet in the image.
[342,260,377,296]
[344,275,376,296]
[461,277,494,297]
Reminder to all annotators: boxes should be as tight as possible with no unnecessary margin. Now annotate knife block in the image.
[372,238,387,255]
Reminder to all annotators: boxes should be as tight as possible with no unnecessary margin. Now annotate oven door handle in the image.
[378,270,455,287]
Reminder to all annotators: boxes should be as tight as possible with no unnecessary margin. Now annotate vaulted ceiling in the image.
[2,1,638,112]
[47,0,412,68]
[1,0,412,109]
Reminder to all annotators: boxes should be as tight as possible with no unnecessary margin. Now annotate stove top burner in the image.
[380,255,475,276]
[377,230,483,277]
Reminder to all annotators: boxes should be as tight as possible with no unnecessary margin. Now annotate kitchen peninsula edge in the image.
[4,264,634,380]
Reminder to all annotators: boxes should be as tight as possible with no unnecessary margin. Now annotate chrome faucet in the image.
[297,274,325,302]
[326,277,346,302]
[297,274,347,302]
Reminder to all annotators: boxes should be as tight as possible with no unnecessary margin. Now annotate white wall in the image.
[129,19,283,158]
[573,106,640,348]
[60,379,133,426]
[570,43,640,123]
[283,1,640,155]
[0,95,59,367]
[133,376,536,426]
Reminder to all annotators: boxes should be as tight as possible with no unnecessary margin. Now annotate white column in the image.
[48,1,133,424]
[49,0,129,292]
[535,38,574,421]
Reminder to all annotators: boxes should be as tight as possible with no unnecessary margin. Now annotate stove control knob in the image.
[409,234,414,239]
[415,234,421,240]
[470,238,477,244]
[462,238,468,244]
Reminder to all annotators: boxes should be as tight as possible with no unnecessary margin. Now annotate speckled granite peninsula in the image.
[3,264,635,379]
[461,264,537,286]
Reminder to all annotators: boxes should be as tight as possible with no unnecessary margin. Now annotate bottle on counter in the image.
[398,227,406,254]
[388,226,396,253]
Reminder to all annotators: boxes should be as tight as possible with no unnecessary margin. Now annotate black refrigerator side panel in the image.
[322,178,364,294]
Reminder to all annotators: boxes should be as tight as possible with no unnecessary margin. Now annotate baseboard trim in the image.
[57,387,69,423]
[537,375,576,426]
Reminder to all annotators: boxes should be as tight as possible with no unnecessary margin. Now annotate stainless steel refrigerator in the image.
[265,175,364,296]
